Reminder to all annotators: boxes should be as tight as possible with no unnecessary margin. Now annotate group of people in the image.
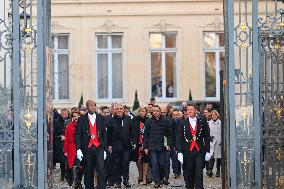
[52,99,222,189]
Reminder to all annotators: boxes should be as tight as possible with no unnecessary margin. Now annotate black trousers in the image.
[209,158,221,173]
[184,150,204,189]
[60,161,66,178]
[66,159,83,185]
[84,146,106,189]
[110,150,131,183]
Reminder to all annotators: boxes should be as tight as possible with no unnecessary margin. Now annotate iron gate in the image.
[224,0,284,188]
[0,0,53,188]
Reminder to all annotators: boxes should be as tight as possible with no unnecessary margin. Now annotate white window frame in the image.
[95,33,124,101]
[149,32,178,100]
[202,32,224,101]
[52,34,70,100]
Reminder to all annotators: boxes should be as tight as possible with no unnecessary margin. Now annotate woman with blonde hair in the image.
[132,106,150,185]
[208,110,222,177]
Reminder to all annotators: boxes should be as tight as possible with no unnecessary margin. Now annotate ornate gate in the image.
[224,0,284,188]
[0,0,53,188]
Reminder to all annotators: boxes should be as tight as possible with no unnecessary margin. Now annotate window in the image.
[203,32,225,99]
[149,33,177,99]
[52,34,69,100]
[96,34,123,99]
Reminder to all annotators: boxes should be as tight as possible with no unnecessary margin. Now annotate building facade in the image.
[51,0,225,109]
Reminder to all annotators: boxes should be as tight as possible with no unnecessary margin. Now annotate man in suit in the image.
[75,100,107,189]
[176,103,210,189]
[107,104,136,188]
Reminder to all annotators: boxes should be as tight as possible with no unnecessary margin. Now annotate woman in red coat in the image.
[64,109,83,188]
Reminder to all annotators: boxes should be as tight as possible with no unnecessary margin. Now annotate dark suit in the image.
[75,113,107,189]
[176,116,210,189]
[106,115,136,184]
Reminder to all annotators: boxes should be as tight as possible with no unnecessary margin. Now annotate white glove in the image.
[205,152,211,161]
[77,149,83,161]
[178,153,183,164]
[104,151,107,160]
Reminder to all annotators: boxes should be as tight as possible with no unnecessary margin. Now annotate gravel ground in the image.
[53,162,221,189]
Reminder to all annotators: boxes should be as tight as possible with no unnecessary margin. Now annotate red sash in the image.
[138,122,144,160]
[189,123,200,152]
[88,119,100,148]
[139,122,144,144]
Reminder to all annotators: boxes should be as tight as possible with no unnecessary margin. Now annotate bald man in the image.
[106,104,136,188]
[75,100,107,189]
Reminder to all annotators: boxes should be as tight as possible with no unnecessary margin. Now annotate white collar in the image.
[188,117,197,122]
[88,113,96,125]
[88,112,96,117]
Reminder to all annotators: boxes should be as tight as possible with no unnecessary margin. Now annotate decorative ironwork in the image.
[225,0,284,188]
[1,0,53,187]
[235,20,252,50]
[0,1,14,187]
[259,1,284,189]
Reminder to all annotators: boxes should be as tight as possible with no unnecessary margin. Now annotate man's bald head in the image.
[86,100,96,114]
[114,104,124,117]
[160,106,168,117]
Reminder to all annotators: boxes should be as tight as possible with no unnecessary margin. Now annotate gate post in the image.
[12,0,21,187]
[225,0,237,188]
[252,0,261,188]
[37,0,46,187]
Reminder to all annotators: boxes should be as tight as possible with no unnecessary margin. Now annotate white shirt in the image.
[88,113,96,126]
[188,117,197,130]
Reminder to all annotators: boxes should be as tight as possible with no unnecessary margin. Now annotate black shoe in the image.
[138,179,142,184]
[114,183,121,188]
[216,172,220,177]
[154,183,160,188]
[60,176,64,181]
[163,179,169,185]
[208,171,213,177]
[123,181,131,188]
[67,179,73,187]
[107,181,114,186]
[75,182,83,189]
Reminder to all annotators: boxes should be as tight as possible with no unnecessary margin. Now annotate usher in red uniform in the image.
[64,120,77,168]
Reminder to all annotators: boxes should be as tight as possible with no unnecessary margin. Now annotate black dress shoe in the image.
[60,176,64,181]
[154,183,160,188]
[67,179,73,187]
[107,181,114,186]
[123,181,131,188]
[114,183,121,188]
[208,171,213,177]
[74,182,83,189]
[163,179,169,185]
[216,172,220,177]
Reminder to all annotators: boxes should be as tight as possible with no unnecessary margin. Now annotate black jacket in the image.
[106,115,136,152]
[75,113,107,154]
[176,116,210,155]
[168,117,181,148]
[133,115,148,145]
[143,116,173,151]
[53,116,66,163]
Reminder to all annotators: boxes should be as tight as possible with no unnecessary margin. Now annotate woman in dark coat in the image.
[53,108,69,181]
[133,106,150,185]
